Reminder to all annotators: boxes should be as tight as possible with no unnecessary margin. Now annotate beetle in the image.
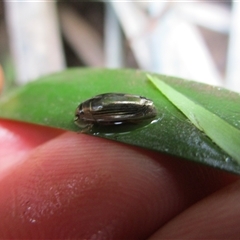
[74,93,157,129]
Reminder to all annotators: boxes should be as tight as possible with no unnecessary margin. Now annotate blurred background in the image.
[0,1,239,92]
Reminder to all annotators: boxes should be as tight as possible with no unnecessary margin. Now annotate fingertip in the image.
[0,119,65,179]
[0,133,171,239]
[0,119,65,148]
[149,180,240,239]
[0,129,238,239]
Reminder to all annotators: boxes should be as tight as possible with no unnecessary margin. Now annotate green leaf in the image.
[147,74,240,164]
[0,68,240,174]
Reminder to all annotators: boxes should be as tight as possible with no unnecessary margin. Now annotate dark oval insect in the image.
[74,93,157,128]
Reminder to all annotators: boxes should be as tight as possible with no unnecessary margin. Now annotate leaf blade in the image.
[147,74,240,164]
[0,68,240,174]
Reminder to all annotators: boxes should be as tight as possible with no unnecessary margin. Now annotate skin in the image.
[0,119,240,239]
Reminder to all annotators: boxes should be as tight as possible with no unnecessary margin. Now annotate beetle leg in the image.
[80,123,94,133]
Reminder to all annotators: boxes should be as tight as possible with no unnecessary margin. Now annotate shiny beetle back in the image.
[75,93,157,128]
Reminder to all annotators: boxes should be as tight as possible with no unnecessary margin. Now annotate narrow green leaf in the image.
[147,74,240,164]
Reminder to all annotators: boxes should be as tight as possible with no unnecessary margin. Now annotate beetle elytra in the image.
[74,93,157,129]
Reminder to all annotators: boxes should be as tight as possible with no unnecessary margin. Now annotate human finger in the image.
[0,131,238,239]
